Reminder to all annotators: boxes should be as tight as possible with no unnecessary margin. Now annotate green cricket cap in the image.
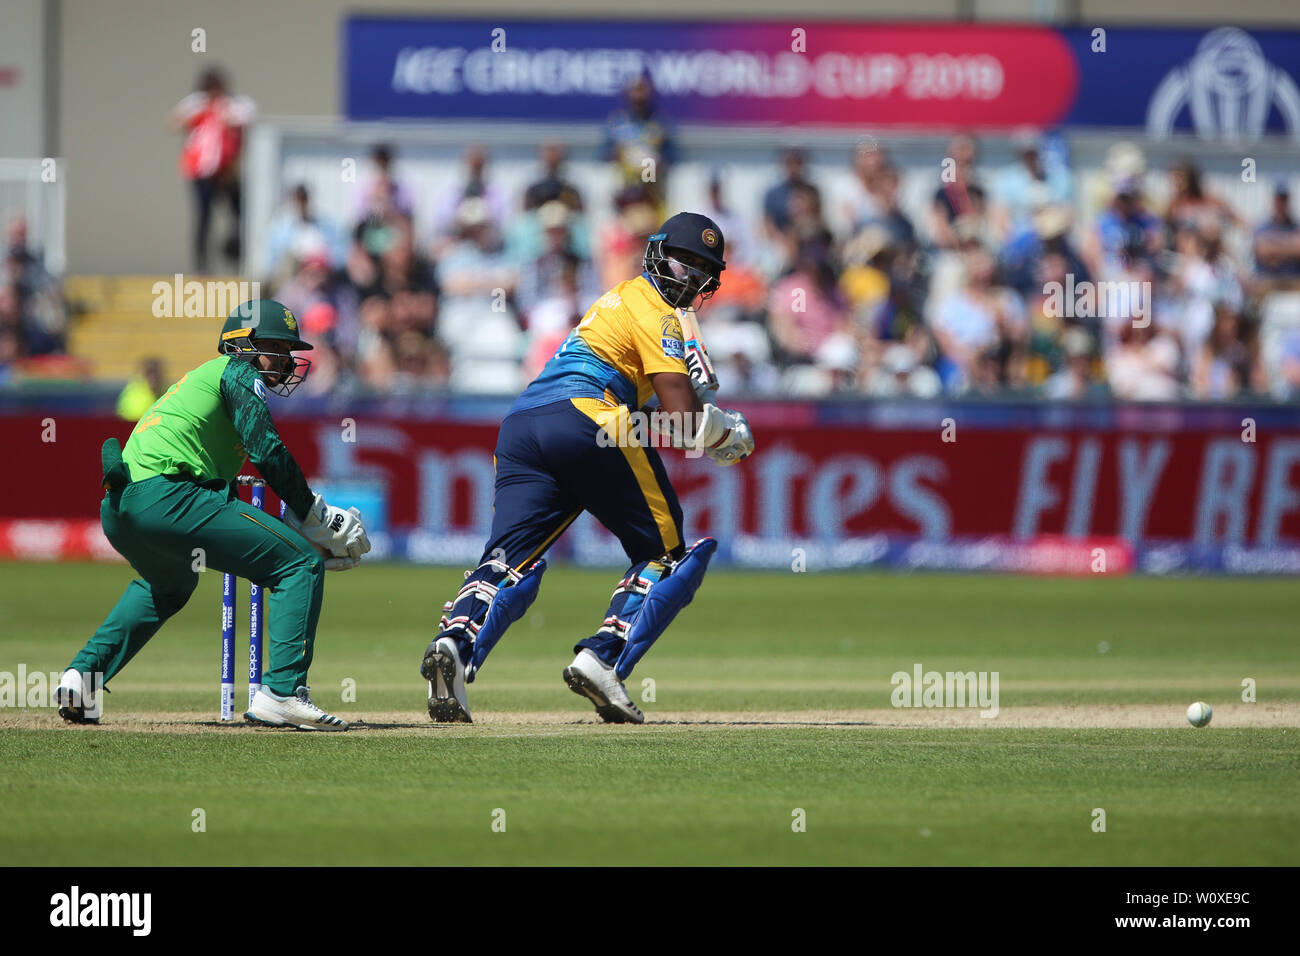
[218,299,313,353]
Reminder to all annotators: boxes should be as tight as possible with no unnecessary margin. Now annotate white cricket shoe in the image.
[55,668,100,724]
[563,649,644,724]
[422,636,471,723]
[245,686,348,731]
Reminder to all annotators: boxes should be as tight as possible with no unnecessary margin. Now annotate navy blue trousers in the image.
[439,400,685,669]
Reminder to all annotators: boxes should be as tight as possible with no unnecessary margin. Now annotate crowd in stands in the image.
[262,125,1300,403]
[7,72,1300,404]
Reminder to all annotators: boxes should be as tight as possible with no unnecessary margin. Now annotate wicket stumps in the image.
[220,476,287,720]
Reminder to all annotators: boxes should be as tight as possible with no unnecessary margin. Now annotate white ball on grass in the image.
[1186,701,1213,728]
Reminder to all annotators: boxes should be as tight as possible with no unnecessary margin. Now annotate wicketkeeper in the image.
[56,300,370,730]
[422,212,754,723]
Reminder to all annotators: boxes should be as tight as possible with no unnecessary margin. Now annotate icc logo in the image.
[1147,28,1300,142]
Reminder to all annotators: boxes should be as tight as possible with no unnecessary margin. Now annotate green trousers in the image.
[69,474,324,697]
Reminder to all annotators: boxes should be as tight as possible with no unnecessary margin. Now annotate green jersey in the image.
[121,355,314,518]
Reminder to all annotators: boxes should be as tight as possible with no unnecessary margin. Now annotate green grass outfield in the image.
[1,562,1296,865]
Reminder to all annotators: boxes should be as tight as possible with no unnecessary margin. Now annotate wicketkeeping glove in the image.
[285,494,372,560]
[323,553,361,572]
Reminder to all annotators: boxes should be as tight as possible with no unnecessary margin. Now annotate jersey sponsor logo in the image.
[661,336,685,359]
[660,314,683,341]
[252,378,267,402]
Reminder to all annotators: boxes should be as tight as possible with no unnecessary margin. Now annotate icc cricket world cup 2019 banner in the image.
[345,18,1300,140]
[2,405,1300,575]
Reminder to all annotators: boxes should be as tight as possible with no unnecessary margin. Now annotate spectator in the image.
[814,331,861,394]
[929,135,987,251]
[702,168,750,267]
[865,341,942,398]
[296,302,350,397]
[0,322,19,384]
[342,220,439,392]
[5,214,41,273]
[169,67,255,272]
[596,187,659,291]
[861,164,917,254]
[431,144,509,251]
[1021,242,1097,386]
[1086,176,1164,281]
[1276,325,1300,400]
[275,249,343,340]
[355,295,397,390]
[767,245,849,365]
[841,214,925,345]
[521,256,585,381]
[516,202,598,321]
[353,178,411,287]
[1106,322,1181,401]
[373,226,438,330]
[2,215,66,355]
[506,148,592,268]
[116,357,167,420]
[0,286,19,367]
[930,246,1027,391]
[1253,182,1300,279]
[763,148,819,236]
[350,144,416,226]
[264,184,346,279]
[1165,159,1238,241]
[708,321,781,395]
[839,225,894,335]
[1166,219,1244,361]
[1042,327,1105,400]
[999,203,1089,297]
[1190,305,1258,400]
[990,130,1072,241]
[784,182,833,248]
[435,198,523,394]
[834,139,887,235]
[391,330,451,393]
[603,74,675,212]
[523,141,584,212]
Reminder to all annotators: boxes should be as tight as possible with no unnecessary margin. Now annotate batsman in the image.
[422,212,754,723]
[56,299,370,730]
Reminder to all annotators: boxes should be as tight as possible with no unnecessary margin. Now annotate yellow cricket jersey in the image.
[510,274,689,413]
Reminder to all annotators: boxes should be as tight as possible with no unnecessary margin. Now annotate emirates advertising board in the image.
[3,403,1299,575]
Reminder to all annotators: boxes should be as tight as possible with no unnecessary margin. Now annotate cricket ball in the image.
[1186,701,1213,728]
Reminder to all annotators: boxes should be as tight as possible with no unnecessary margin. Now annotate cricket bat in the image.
[679,309,719,398]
